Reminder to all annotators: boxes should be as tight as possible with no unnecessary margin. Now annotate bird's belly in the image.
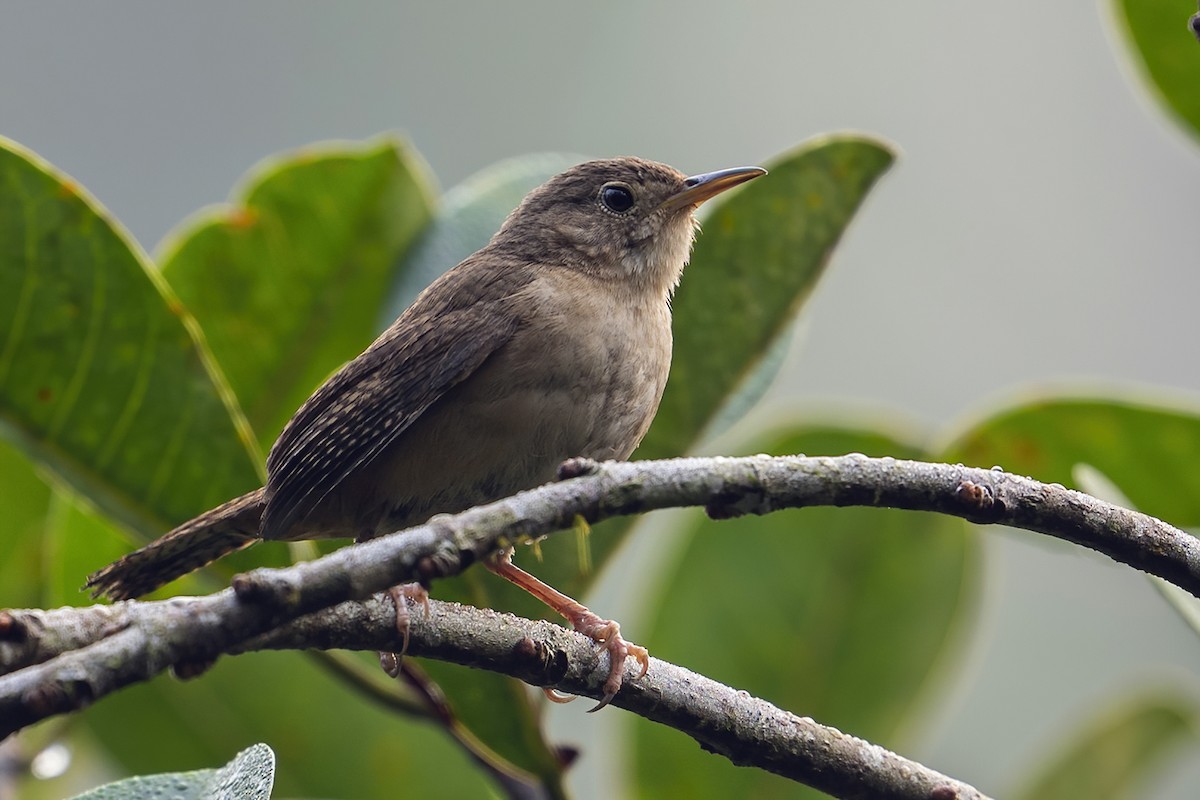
[325,325,667,540]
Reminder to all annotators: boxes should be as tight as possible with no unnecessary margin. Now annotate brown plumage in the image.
[85,156,765,706]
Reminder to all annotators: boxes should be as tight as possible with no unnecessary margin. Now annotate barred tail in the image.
[85,488,267,601]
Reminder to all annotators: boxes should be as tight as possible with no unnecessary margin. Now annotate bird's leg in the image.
[485,548,649,711]
[379,582,430,678]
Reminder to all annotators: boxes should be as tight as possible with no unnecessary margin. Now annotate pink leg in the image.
[486,549,649,711]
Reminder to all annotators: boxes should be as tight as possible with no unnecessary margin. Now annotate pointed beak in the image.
[659,165,767,213]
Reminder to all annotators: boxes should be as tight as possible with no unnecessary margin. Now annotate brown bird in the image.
[86,156,766,707]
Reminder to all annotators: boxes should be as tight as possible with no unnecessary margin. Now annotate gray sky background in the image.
[3,3,1198,797]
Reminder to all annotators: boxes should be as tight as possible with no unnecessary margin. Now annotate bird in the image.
[85,156,767,708]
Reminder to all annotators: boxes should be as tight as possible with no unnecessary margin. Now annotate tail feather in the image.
[85,488,266,601]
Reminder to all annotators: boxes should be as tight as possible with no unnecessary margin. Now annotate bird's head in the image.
[493,157,765,298]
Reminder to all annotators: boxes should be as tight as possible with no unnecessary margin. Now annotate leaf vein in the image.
[47,235,107,438]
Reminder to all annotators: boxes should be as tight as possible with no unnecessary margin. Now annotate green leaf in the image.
[634,424,978,798]
[641,135,895,459]
[0,137,260,539]
[1112,0,1200,143]
[159,137,436,449]
[41,488,175,608]
[1014,694,1197,800]
[68,742,275,800]
[940,393,1200,526]
[0,440,53,607]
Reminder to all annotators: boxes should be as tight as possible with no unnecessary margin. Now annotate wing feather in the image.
[261,260,529,539]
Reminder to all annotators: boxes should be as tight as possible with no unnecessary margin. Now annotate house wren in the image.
[86,156,766,706]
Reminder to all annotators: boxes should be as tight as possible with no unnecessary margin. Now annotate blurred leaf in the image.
[1074,463,1200,640]
[0,138,260,540]
[1148,570,1200,642]
[1112,0,1200,143]
[411,654,566,791]
[0,438,52,551]
[1014,694,1197,800]
[940,394,1200,526]
[40,488,179,608]
[642,135,894,459]
[634,424,978,799]
[159,137,436,449]
[81,652,491,799]
[68,743,275,800]
[0,440,52,607]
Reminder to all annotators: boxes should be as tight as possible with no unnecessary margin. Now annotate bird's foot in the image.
[379,582,430,677]
[562,606,649,712]
[485,549,648,710]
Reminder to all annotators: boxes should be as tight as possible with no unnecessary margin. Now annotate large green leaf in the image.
[642,135,895,459]
[159,137,436,448]
[1014,694,1196,800]
[43,486,211,608]
[633,424,978,799]
[940,393,1200,526]
[0,138,260,538]
[1112,0,1200,143]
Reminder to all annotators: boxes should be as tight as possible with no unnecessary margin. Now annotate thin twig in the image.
[305,651,552,800]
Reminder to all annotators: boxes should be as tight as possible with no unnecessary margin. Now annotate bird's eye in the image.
[600,183,635,214]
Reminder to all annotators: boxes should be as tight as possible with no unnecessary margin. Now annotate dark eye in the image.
[600,183,635,213]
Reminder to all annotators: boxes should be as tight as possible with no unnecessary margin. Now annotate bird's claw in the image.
[380,583,430,677]
[570,612,649,712]
[543,688,577,704]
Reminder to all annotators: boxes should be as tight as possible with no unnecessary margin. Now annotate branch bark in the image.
[4,454,1195,797]
[255,596,989,800]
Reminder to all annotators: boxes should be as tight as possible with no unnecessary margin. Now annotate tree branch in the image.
[2,594,992,799]
[4,454,1194,797]
[254,595,991,800]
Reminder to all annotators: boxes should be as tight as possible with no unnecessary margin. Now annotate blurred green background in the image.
[1,2,1198,798]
